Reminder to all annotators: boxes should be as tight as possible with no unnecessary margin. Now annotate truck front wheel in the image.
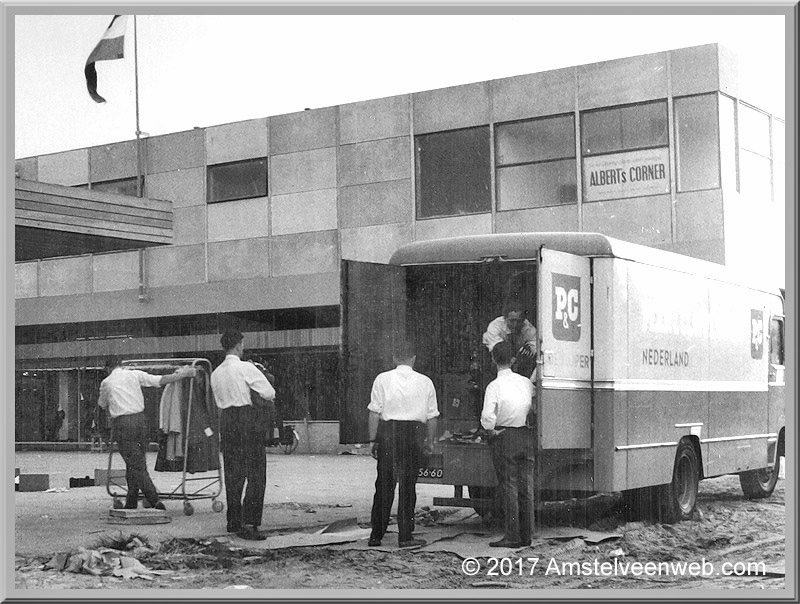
[656,439,699,524]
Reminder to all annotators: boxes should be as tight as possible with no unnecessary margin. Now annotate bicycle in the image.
[278,422,300,455]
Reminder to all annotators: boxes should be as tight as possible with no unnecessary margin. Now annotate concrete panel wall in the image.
[339,95,410,144]
[670,44,722,98]
[271,189,337,235]
[15,157,38,180]
[271,147,337,195]
[173,206,206,245]
[92,250,140,292]
[208,237,271,282]
[90,141,138,182]
[39,256,91,296]
[716,45,739,99]
[206,118,269,165]
[496,205,579,234]
[413,82,491,133]
[578,53,668,110]
[340,179,411,228]
[37,149,89,186]
[339,137,410,187]
[270,231,338,277]
[415,213,492,240]
[145,168,205,208]
[207,197,270,242]
[15,262,38,298]
[674,189,724,243]
[341,223,413,263]
[657,239,726,265]
[493,67,576,123]
[582,195,672,246]
[270,107,337,155]
[147,244,206,287]
[146,130,205,174]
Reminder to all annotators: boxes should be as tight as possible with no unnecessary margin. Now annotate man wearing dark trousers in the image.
[98,357,197,510]
[480,341,537,547]
[211,330,276,541]
[368,339,439,549]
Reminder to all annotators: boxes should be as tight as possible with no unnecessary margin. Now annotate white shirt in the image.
[368,364,439,423]
[211,354,275,409]
[482,316,538,352]
[480,368,534,430]
[98,368,163,418]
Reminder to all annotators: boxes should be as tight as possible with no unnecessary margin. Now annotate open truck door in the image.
[537,247,593,451]
[340,260,405,444]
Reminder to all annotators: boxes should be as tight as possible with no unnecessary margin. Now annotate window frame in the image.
[580,99,669,158]
[206,157,269,204]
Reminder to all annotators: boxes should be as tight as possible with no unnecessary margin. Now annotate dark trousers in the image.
[370,420,425,543]
[489,426,536,542]
[113,412,159,507]
[220,405,267,528]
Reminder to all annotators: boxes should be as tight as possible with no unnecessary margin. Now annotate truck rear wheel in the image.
[739,455,781,499]
[468,486,503,520]
[656,439,699,524]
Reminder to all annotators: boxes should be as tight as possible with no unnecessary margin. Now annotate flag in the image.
[84,15,128,103]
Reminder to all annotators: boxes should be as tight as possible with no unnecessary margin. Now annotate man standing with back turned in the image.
[368,339,439,549]
[211,330,276,541]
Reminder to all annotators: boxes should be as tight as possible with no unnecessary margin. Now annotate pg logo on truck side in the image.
[751,309,764,359]
[553,273,581,341]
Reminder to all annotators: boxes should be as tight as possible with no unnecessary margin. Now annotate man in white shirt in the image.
[482,303,538,379]
[480,341,537,547]
[367,339,439,548]
[211,330,275,541]
[98,357,197,510]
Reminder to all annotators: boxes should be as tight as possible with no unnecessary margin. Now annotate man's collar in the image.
[497,367,514,376]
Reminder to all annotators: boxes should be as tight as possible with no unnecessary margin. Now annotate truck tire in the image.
[655,439,699,524]
[468,486,504,520]
[739,455,781,499]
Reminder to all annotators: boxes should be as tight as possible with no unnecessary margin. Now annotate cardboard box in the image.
[18,474,50,492]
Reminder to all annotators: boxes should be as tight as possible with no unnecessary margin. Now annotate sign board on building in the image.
[583,148,670,202]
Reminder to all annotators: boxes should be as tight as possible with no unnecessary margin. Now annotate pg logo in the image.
[552,273,581,341]
[750,309,764,359]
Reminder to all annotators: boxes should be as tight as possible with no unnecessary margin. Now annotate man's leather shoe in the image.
[489,539,524,548]
[237,526,267,541]
[368,537,382,547]
[153,501,166,511]
[398,538,426,548]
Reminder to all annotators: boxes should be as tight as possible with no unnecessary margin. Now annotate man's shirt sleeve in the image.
[480,382,498,430]
[245,364,276,401]
[426,379,440,420]
[367,375,384,414]
[97,380,110,409]
[482,317,505,351]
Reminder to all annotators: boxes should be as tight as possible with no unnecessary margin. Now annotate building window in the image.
[674,94,721,192]
[415,127,491,219]
[739,104,772,202]
[495,115,577,209]
[580,101,670,202]
[91,176,143,197]
[207,157,268,203]
[581,101,668,156]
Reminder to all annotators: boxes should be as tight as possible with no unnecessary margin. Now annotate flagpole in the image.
[134,15,143,198]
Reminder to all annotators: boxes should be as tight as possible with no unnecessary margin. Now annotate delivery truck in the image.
[340,232,785,523]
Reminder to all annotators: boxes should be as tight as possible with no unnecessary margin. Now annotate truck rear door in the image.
[537,247,593,450]
[340,260,406,444]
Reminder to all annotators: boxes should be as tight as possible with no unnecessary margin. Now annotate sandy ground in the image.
[13,451,787,593]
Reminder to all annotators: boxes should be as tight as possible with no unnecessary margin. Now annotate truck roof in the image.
[389,232,781,297]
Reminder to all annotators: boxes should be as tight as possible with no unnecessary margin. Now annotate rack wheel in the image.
[212,500,224,513]
[112,498,123,509]
[183,501,194,516]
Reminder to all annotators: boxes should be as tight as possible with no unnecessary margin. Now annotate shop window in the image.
[496,115,577,209]
[415,127,491,219]
[207,157,268,203]
[739,104,772,203]
[674,94,721,192]
[581,101,668,156]
[91,176,143,197]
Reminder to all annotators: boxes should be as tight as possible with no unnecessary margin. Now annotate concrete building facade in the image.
[14,43,786,443]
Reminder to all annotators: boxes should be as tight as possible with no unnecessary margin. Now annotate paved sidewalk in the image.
[14,451,452,557]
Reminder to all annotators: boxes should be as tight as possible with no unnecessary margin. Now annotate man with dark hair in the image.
[98,357,197,510]
[210,330,275,541]
[367,338,439,548]
[482,302,538,379]
[480,340,537,548]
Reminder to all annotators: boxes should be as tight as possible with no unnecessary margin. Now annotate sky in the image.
[12,11,789,159]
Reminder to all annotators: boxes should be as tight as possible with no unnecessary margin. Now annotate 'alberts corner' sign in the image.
[583,148,670,202]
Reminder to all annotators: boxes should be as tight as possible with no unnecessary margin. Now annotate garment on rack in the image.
[155,380,185,472]
[185,371,221,474]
